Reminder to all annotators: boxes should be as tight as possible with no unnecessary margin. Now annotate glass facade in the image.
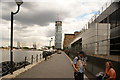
[101,7,120,55]
[109,8,120,55]
[71,39,82,55]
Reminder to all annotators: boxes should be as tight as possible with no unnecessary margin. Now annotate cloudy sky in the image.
[0,0,108,48]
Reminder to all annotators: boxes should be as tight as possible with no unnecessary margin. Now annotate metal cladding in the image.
[68,1,120,55]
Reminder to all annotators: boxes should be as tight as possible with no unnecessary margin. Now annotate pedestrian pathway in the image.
[16,52,74,78]
[2,52,89,80]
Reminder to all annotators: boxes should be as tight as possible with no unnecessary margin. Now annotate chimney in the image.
[74,31,79,37]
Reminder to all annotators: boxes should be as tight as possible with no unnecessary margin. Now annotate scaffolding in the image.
[55,21,63,50]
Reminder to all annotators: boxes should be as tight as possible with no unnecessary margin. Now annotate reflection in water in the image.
[0,49,43,63]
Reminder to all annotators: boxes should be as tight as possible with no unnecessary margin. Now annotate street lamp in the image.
[10,0,23,74]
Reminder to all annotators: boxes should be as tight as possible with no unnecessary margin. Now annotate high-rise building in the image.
[17,42,20,49]
[55,21,62,50]
[33,42,37,49]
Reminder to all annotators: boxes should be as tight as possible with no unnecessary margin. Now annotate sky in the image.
[0,0,108,48]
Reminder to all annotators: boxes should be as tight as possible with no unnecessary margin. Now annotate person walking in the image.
[72,51,87,80]
[105,61,116,80]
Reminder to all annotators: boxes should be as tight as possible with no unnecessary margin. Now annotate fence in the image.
[1,52,43,76]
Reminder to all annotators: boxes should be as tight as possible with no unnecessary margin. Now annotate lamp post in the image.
[10,0,23,74]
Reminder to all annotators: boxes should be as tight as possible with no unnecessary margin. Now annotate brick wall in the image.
[63,34,75,49]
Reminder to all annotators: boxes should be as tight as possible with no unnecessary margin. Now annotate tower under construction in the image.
[55,21,62,50]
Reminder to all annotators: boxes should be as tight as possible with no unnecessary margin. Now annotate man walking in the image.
[72,51,87,80]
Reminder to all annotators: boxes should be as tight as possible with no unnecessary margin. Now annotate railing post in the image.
[36,54,38,62]
[40,54,41,60]
[24,56,27,68]
[42,53,43,59]
[31,55,33,64]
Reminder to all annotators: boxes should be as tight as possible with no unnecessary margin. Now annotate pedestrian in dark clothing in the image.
[72,51,87,80]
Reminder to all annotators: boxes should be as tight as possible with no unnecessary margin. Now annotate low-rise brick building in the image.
[63,31,79,49]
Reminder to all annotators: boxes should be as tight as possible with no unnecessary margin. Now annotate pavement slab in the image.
[15,52,74,78]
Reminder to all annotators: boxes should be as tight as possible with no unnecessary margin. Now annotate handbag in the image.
[102,74,109,80]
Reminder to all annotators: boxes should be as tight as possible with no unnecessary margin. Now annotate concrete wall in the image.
[86,55,120,79]
[70,23,110,55]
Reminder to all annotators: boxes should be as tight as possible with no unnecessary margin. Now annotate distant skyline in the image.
[1,0,108,48]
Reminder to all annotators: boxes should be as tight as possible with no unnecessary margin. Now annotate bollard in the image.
[41,53,43,59]
[31,55,33,64]
[40,54,41,60]
[24,57,27,68]
[44,52,47,61]
[36,54,38,62]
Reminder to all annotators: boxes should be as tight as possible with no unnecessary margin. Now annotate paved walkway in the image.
[16,52,74,78]
[3,52,89,80]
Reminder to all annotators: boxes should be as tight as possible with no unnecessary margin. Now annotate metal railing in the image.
[81,0,117,32]
[1,52,43,76]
